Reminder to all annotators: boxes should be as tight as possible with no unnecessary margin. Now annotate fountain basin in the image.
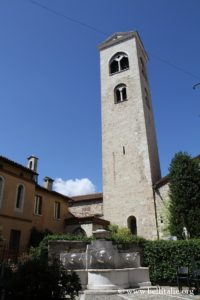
[75,267,151,290]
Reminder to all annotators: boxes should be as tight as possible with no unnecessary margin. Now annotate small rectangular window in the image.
[54,202,60,219]
[34,195,42,215]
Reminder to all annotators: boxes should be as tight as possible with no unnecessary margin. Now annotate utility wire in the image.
[149,52,200,80]
[193,82,200,89]
[30,0,107,36]
[30,0,200,82]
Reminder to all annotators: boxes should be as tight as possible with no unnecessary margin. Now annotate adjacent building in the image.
[0,155,70,253]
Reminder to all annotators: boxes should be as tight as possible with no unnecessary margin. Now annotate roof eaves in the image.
[0,155,38,175]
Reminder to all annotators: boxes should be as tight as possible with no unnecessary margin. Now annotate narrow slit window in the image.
[15,184,24,211]
[54,202,61,219]
[34,195,42,215]
[123,146,125,155]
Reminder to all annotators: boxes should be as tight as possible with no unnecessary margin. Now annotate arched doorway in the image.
[127,216,137,235]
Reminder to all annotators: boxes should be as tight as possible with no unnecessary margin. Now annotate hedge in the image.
[143,239,200,285]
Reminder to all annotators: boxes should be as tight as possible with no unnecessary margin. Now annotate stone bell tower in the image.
[98,31,161,239]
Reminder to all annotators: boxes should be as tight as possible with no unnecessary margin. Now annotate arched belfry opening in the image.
[127,216,137,235]
[109,52,129,75]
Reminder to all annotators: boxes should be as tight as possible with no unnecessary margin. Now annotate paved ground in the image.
[77,287,200,300]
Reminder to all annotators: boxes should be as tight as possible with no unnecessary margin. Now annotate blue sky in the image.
[0,0,200,195]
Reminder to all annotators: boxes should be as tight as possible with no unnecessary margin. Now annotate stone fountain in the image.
[49,229,151,290]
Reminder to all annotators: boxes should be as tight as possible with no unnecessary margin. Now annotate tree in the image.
[3,258,81,300]
[169,152,200,238]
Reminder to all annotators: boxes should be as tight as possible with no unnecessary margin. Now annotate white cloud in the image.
[53,178,96,197]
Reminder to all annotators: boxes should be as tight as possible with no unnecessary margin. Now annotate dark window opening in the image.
[127,216,137,235]
[54,202,61,219]
[123,146,125,155]
[110,60,119,74]
[34,195,42,215]
[29,161,33,169]
[9,230,21,251]
[110,52,129,75]
[16,185,24,209]
[116,89,121,102]
[122,87,127,100]
[114,84,127,103]
[120,56,129,70]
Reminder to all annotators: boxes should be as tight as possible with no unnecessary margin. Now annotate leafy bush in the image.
[32,233,93,261]
[108,224,146,246]
[143,239,200,285]
[2,257,81,300]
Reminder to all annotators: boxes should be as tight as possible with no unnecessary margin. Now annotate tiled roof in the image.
[35,184,73,202]
[71,192,103,203]
[65,215,110,226]
[153,175,169,189]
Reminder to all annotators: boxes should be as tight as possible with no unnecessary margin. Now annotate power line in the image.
[193,82,200,89]
[30,0,107,36]
[30,0,200,81]
[149,52,200,80]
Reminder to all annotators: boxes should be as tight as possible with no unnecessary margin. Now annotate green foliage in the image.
[28,227,52,248]
[32,233,93,261]
[108,224,146,246]
[144,239,200,285]
[108,223,119,233]
[2,257,81,300]
[169,152,200,238]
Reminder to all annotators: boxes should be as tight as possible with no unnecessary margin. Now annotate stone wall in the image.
[69,200,103,218]
[155,183,170,238]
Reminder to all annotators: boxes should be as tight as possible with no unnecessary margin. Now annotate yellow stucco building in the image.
[0,155,70,254]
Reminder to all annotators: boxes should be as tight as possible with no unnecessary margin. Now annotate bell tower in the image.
[98,32,161,239]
